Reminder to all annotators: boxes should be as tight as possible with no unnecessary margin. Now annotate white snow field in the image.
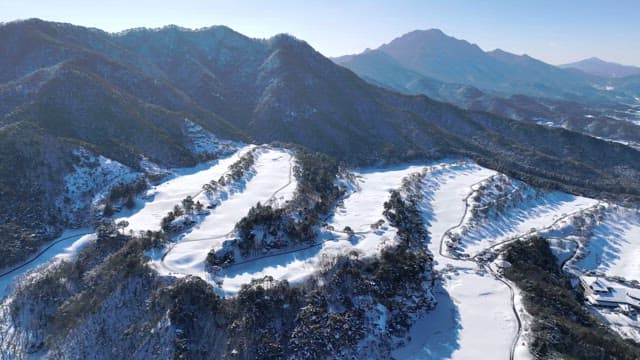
[152,148,296,277]
[459,192,598,257]
[394,270,517,360]
[394,163,530,360]
[576,206,640,282]
[215,164,433,295]
[119,145,254,232]
[0,229,95,299]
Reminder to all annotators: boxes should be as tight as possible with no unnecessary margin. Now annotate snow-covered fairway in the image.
[394,164,523,360]
[215,164,430,294]
[423,164,496,267]
[153,148,296,277]
[576,207,640,282]
[120,146,254,232]
[460,193,598,257]
[394,271,516,360]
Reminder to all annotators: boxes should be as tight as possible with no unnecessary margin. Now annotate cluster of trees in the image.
[292,150,343,214]
[218,234,434,359]
[218,149,256,186]
[160,195,204,231]
[212,148,344,265]
[503,237,640,359]
[0,223,44,269]
[382,189,428,248]
[201,179,220,196]
[103,177,148,216]
[7,222,166,354]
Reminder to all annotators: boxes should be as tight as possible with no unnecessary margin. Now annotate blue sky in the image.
[1,0,638,66]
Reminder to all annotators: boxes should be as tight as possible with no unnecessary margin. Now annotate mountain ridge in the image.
[560,57,640,78]
[336,28,636,101]
[2,19,640,271]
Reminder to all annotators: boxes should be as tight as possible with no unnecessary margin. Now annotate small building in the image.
[579,276,640,310]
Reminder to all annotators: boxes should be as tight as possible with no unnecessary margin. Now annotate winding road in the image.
[0,231,92,280]
[436,173,602,360]
[434,174,522,360]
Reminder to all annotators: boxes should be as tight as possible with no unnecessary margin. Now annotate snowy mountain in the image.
[334,30,640,153]
[1,19,640,359]
[365,29,619,100]
[3,19,640,276]
[560,57,640,78]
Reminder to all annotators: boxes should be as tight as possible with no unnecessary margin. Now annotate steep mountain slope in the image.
[560,57,640,78]
[3,19,640,272]
[373,29,609,100]
[335,32,640,151]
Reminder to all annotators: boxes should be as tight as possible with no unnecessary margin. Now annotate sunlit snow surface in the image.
[0,230,95,299]
[119,145,254,232]
[3,146,638,356]
[215,164,428,295]
[393,164,528,360]
[460,193,597,257]
[576,207,640,282]
[149,148,297,278]
[394,272,516,360]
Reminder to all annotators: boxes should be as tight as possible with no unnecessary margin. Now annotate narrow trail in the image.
[557,237,581,273]
[0,165,154,282]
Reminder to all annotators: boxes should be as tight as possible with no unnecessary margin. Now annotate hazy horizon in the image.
[2,0,639,67]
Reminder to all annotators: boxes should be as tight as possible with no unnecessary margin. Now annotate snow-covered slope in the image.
[182,119,239,157]
[0,230,94,299]
[58,147,140,223]
[459,191,598,257]
[150,148,296,279]
[119,146,253,232]
[576,206,640,282]
[215,164,429,295]
[392,163,529,360]
[2,143,638,358]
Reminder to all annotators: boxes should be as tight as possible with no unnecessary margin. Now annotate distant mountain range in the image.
[334,29,640,152]
[334,29,639,101]
[2,19,640,268]
[560,57,640,78]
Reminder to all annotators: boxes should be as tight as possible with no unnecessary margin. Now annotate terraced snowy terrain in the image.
[152,147,296,278]
[1,145,639,358]
[215,164,428,294]
[119,145,254,232]
[575,207,640,282]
